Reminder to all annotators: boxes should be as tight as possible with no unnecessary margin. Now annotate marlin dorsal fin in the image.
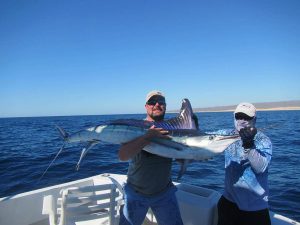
[155,99,197,130]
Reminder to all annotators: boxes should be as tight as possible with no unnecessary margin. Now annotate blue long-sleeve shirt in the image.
[210,129,272,211]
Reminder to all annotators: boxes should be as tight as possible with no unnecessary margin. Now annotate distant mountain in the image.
[169,100,300,113]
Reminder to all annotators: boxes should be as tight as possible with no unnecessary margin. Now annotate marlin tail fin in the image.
[56,125,68,141]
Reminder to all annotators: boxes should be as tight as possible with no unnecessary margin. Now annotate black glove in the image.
[239,127,257,149]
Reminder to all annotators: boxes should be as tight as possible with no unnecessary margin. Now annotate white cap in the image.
[234,102,256,117]
[146,90,165,102]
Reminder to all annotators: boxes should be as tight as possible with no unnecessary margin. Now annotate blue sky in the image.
[1,0,299,117]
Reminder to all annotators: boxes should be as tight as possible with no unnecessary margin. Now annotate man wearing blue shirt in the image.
[216,103,272,225]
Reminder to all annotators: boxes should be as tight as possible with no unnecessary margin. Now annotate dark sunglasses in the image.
[146,99,166,106]
[235,112,254,121]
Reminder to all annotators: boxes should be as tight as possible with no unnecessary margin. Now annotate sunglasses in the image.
[234,112,254,121]
[146,99,166,106]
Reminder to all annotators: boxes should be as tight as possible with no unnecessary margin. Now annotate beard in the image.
[146,103,166,122]
[149,112,165,121]
[149,107,165,121]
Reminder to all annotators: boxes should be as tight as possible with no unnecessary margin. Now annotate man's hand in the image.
[239,127,257,149]
[118,126,169,161]
[145,125,171,140]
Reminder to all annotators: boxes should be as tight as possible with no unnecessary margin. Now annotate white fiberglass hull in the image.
[0,173,298,225]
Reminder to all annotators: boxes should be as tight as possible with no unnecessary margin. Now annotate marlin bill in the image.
[55,99,238,167]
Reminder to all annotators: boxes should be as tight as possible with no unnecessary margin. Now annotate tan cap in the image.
[234,102,256,117]
[146,90,165,102]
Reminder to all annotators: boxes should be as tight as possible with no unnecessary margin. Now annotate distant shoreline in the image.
[1,100,299,118]
[168,100,300,113]
[192,107,300,113]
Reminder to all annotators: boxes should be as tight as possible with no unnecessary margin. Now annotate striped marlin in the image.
[41,99,239,180]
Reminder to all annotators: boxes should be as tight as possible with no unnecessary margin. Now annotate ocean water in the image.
[0,111,299,221]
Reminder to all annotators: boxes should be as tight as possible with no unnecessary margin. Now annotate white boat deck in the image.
[0,173,298,225]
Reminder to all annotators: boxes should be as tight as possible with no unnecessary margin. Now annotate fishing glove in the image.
[239,127,257,150]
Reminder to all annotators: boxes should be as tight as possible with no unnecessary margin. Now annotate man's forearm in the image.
[247,149,269,173]
[118,135,151,161]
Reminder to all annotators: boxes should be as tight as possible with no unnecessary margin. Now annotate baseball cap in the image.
[145,90,165,103]
[234,102,256,117]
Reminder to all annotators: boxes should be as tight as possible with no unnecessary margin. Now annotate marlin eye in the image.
[209,135,214,140]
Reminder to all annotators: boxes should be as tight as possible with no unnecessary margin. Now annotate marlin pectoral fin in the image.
[176,159,191,181]
[76,141,99,170]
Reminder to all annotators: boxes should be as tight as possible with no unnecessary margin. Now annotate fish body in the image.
[41,99,239,180]
[57,99,239,167]
[63,123,238,160]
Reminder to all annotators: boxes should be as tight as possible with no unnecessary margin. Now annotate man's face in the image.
[145,95,166,121]
[234,112,256,131]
